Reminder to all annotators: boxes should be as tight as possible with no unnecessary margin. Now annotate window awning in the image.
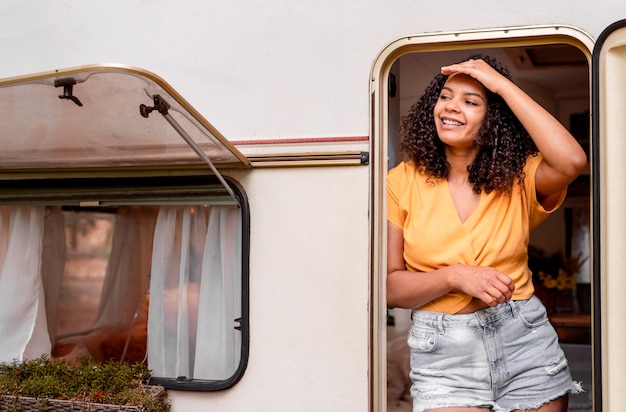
[0,64,250,171]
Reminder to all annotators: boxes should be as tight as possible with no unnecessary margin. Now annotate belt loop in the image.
[508,299,519,318]
[436,313,444,334]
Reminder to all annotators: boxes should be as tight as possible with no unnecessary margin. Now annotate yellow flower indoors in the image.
[529,247,580,291]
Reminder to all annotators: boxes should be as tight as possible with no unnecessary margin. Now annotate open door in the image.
[592,18,626,412]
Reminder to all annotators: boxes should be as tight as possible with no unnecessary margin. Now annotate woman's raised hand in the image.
[441,59,510,95]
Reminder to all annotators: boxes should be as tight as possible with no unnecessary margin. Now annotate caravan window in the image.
[0,175,249,391]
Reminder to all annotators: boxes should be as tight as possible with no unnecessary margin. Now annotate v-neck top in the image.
[387,154,565,314]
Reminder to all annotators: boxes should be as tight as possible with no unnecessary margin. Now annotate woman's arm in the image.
[441,60,588,209]
[386,221,514,309]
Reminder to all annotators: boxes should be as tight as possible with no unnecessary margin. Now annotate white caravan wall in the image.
[172,165,370,411]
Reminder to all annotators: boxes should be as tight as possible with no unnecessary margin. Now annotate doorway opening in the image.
[372,27,594,412]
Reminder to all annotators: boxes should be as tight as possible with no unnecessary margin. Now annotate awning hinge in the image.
[140,94,240,206]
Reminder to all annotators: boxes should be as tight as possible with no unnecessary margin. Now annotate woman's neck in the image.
[445,148,477,185]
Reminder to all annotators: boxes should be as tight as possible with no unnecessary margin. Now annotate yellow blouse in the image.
[387,155,565,314]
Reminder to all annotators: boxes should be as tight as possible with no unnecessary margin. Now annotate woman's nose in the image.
[446,99,459,112]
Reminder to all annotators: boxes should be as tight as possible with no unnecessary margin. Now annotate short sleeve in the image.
[387,163,408,228]
[524,154,567,230]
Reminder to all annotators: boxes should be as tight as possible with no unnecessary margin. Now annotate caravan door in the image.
[592,18,626,412]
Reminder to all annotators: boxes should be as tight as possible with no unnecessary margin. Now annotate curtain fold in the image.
[91,207,157,332]
[40,206,67,346]
[0,206,48,362]
[194,205,242,379]
[148,205,241,380]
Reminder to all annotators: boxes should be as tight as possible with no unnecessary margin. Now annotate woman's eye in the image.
[465,100,477,106]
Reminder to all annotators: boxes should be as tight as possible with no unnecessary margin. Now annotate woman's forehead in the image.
[443,73,487,97]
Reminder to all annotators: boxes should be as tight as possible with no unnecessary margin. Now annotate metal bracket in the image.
[140,94,240,206]
[55,78,83,107]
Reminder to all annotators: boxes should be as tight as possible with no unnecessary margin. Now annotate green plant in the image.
[0,355,169,412]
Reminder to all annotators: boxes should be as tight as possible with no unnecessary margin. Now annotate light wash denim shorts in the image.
[407,295,583,412]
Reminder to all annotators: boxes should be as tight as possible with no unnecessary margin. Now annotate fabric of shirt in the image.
[387,154,566,314]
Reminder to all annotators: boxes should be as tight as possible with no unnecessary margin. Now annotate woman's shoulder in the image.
[387,161,435,197]
[388,161,420,179]
[388,161,434,183]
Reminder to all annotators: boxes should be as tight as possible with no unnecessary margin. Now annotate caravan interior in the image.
[385,44,592,412]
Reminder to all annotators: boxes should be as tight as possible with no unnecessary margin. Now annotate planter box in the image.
[0,356,169,412]
[0,386,166,412]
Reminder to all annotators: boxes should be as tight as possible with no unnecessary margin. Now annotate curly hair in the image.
[398,54,538,193]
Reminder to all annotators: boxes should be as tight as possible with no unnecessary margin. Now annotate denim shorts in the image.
[407,295,583,412]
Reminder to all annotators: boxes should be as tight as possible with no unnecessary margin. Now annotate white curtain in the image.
[91,207,157,332]
[0,206,50,362]
[40,206,67,346]
[148,205,241,380]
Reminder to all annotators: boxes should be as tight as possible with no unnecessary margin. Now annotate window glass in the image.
[57,211,113,337]
[0,66,250,170]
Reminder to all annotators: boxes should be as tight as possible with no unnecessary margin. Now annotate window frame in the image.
[0,174,250,391]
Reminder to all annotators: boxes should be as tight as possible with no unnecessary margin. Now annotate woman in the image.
[386,55,587,412]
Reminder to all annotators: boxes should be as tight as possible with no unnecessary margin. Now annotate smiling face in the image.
[433,73,488,153]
